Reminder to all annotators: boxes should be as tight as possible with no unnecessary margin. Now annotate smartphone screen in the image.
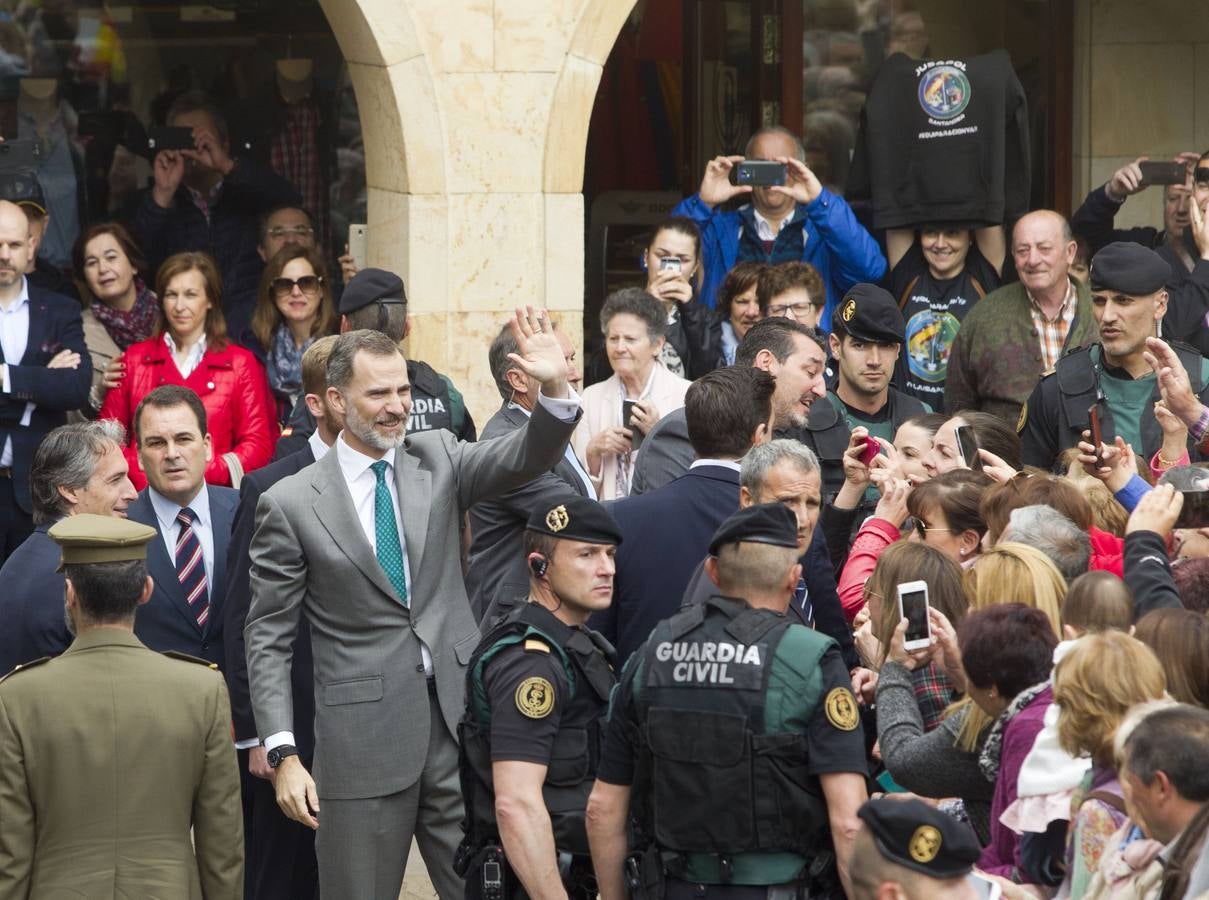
[901,588,929,643]
[954,425,981,471]
[659,257,682,274]
[1139,160,1186,186]
[735,160,787,186]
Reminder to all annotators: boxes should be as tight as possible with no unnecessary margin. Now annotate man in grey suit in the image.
[246,314,580,899]
[466,320,593,623]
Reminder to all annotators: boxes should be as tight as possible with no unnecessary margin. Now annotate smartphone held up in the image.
[897,581,931,651]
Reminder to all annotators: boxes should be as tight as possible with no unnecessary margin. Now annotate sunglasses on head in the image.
[271,275,323,297]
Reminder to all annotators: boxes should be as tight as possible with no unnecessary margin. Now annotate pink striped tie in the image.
[175,508,209,628]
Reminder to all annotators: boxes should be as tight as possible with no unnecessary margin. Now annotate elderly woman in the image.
[99,251,276,488]
[72,222,160,415]
[246,245,338,424]
[573,288,691,500]
[712,261,766,368]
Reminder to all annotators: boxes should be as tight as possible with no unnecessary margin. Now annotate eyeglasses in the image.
[769,302,816,318]
[271,275,323,297]
[267,225,314,239]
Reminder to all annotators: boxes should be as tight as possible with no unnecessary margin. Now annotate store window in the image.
[0,1,364,282]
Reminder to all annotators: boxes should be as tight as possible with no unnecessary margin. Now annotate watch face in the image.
[267,748,280,767]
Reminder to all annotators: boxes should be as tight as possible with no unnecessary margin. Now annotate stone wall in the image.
[1073,0,1209,229]
[318,0,637,426]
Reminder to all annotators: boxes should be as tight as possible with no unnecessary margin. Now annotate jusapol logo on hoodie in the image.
[916,61,972,123]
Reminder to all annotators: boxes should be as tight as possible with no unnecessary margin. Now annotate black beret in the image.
[708,502,799,556]
[857,797,980,879]
[338,268,408,314]
[1089,241,1171,296]
[835,283,905,344]
[526,496,623,546]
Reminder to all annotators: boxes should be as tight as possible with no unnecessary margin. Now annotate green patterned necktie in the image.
[370,460,408,606]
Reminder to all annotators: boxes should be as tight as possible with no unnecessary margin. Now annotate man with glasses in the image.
[258,205,317,263]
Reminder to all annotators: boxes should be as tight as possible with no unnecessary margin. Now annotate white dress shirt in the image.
[507,399,595,496]
[163,332,207,378]
[0,278,35,468]
[689,458,743,473]
[149,483,216,594]
[307,428,332,462]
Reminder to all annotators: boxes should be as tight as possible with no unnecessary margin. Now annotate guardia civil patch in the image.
[909,825,942,863]
[824,687,859,731]
[515,677,555,718]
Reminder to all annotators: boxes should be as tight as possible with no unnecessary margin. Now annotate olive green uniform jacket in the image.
[0,629,243,899]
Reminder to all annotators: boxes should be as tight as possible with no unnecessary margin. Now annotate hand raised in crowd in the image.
[1127,482,1185,539]
[1146,337,1206,430]
[769,156,823,205]
[505,305,570,397]
[184,126,234,177]
[835,427,874,510]
[1154,399,1190,469]
[1104,156,1147,203]
[339,243,358,284]
[151,149,185,208]
[45,348,81,370]
[646,268,693,307]
[698,155,752,207]
[1076,432,1136,492]
[976,447,1018,484]
[870,472,912,528]
[851,607,881,670]
[849,665,878,706]
[101,355,125,391]
[926,607,965,693]
[274,755,319,830]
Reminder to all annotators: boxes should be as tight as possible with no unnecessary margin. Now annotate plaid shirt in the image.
[911,662,957,732]
[270,100,326,247]
[1029,279,1078,374]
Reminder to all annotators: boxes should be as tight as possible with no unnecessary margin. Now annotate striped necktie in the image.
[175,507,209,628]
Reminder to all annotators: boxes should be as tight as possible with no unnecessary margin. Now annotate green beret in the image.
[1089,241,1171,296]
[49,514,157,570]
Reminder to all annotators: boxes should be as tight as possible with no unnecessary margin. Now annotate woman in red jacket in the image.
[99,251,276,489]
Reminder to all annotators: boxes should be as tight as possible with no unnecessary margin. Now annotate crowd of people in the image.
[1,82,1209,900]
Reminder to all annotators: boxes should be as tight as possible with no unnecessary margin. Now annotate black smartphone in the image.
[1176,491,1209,529]
[147,126,195,153]
[621,399,644,451]
[734,160,787,187]
[1139,160,1187,186]
[954,424,981,471]
[0,139,40,172]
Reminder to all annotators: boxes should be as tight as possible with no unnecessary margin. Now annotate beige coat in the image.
[70,306,122,422]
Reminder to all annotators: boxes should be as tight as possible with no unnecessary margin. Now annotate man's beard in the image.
[344,400,408,452]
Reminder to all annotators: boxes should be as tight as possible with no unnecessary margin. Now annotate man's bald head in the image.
[0,200,31,293]
[1012,209,1076,298]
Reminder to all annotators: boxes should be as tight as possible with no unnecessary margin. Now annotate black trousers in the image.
[463,850,596,900]
[0,475,32,567]
[237,748,320,900]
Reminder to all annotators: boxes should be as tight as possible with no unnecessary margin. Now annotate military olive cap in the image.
[857,797,980,879]
[338,267,407,314]
[834,283,906,344]
[708,502,799,556]
[526,496,623,545]
[49,514,157,570]
[1089,241,1171,296]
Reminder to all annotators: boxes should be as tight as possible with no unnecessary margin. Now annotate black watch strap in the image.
[266,745,299,768]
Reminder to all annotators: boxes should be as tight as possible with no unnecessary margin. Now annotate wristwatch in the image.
[266,745,299,769]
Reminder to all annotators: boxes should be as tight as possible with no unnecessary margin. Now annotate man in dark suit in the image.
[0,420,137,674]
[467,320,594,622]
[224,336,338,900]
[589,366,776,666]
[0,200,92,563]
[126,385,238,668]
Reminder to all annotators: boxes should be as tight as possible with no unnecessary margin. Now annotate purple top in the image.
[978,685,1054,879]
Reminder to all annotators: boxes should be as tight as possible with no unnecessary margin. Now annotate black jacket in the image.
[0,525,71,675]
[1123,529,1183,620]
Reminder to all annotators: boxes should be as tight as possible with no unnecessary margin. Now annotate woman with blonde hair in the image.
[1052,632,1167,897]
[964,542,1065,635]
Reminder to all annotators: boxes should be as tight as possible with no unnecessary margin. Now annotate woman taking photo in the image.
[641,217,714,379]
[573,288,691,500]
[99,251,276,488]
[73,223,160,415]
[247,245,338,424]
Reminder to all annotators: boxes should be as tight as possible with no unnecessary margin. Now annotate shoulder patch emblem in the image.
[515,676,555,718]
[1016,403,1028,434]
[163,650,219,670]
[824,686,859,731]
[523,638,551,654]
[0,656,50,683]
[909,825,942,863]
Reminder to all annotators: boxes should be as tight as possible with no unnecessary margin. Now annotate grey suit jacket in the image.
[629,407,692,496]
[245,403,578,801]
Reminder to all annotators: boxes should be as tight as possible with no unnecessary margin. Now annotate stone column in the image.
[318,0,637,426]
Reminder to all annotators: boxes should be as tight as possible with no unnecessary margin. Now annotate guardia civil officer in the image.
[456,495,623,900]
[0,514,243,898]
[848,797,982,900]
[1020,241,1209,471]
[586,503,868,900]
[797,284,927,525]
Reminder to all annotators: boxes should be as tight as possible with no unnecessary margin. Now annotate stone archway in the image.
[317,0,638,424]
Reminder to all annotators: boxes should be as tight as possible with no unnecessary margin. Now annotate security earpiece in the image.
[528,554,548,578]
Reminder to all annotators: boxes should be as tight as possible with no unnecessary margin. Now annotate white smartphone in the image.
[968,873,1002,900]
[348,223,368,272]
[896,580,931,651]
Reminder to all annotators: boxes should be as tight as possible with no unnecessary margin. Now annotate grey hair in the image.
[1000,504,1090,584]
[740,439,819,494]
[30,420,127,525]
[326,329,404,394]
[744,126,806,163]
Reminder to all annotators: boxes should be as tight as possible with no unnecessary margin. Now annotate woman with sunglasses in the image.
[99,251,277,488]
[247,245,338,423]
